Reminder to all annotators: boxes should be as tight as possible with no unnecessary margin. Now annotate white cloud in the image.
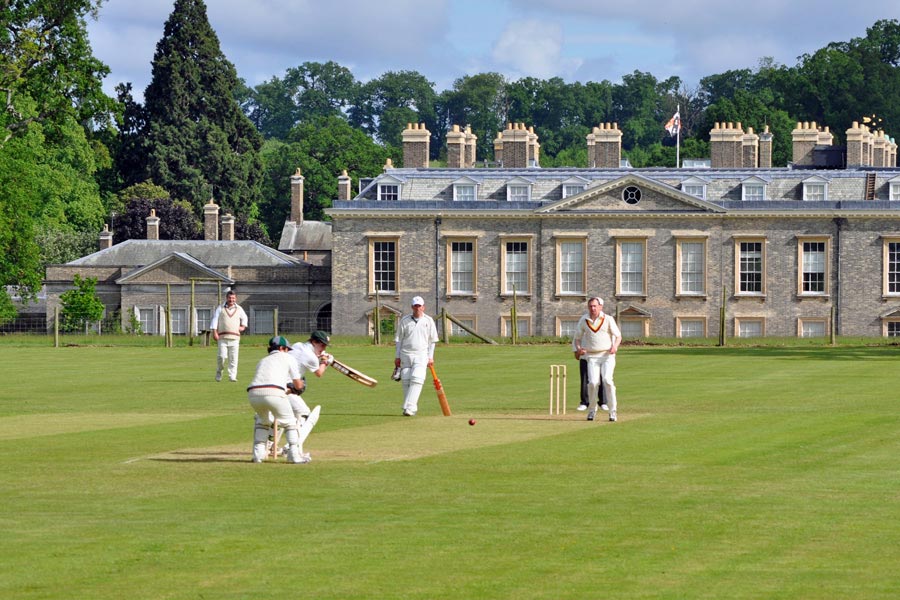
[491,19,581,79]
[87,0,900,99]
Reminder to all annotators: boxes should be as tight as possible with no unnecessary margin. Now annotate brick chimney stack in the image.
[146,209,160,240]
[290,168,304,224]
[221,213,235,241]
[493,132,503,166]
[873,131,888,167]
[99,224,113,250]
[500,122,531,168]
[203,200,219,240]
[846,122,868,167]
[447,124,466,168]
[401,122,430,168]
[338,169,352,200]
[587,122,622,168]
[791,121,821,166]
[742,127,759,168]
[710,122,744,168]
[758,125,774,168]
[465,125,478,167]
[527,126,540,167]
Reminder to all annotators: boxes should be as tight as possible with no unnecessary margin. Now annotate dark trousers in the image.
[579,359,605,406]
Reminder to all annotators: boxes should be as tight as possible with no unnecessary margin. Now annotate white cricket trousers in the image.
[585,352,617,413]
[217,337,241,381]
[400,352,428,414]
[248,388,301,461]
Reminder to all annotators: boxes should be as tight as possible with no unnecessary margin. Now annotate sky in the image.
[87,0,900,101]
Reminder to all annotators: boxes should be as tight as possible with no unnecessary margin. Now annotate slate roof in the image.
[67,240,302,268]
[278,220,332,252]
[329,166,900,214]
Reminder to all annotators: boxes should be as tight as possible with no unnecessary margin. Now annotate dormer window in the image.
[452,177,479,201]
[507,184,530,202]
[563,184,585,198]
[889,177,900,200]
[741,177,768,201]
[561,176,589,199]
[378,183,400,201]
[681,176,709,200]
[454,184,476,201]
[683,184,706,199]
[802,177,828,201]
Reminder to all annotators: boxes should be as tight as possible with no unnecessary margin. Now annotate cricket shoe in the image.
[609,411,617,422]
[287,446,311,464]
[252,443,267,463]
[587,410,596,421]
[576,404,588,412]
[402,409,416,416]
[600,404,609,411]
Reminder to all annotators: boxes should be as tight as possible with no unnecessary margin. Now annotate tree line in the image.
[2,0,900,320]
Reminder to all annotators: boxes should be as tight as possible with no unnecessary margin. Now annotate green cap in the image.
[310,330,330,346]
[268,335,291,349]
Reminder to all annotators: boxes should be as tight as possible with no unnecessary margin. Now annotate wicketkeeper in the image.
[246,336,309,464]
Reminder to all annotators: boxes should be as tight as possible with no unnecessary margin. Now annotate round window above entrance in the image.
[622,186,641,204]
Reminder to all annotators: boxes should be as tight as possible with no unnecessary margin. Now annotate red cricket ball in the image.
[468,419,477,426]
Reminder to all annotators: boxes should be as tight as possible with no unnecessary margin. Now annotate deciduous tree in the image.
[59,274,105,332]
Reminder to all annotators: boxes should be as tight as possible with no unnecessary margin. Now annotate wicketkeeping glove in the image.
[287,377,307,395]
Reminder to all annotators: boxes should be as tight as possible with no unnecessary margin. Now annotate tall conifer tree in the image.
[141,0,262,218]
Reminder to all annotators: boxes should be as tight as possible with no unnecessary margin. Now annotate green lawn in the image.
[1,341,898,599]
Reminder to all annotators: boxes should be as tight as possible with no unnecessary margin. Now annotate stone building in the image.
[326,121,900,339]
[46,201,331,335]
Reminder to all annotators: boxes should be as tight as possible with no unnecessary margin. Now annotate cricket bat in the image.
[329,357,378,387]
[428,364,452,416]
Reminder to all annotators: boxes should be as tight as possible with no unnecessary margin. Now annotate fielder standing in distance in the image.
[572,296,621,422]
[210,289,248,382]
[394,296,439,416]
[247,336,309,464]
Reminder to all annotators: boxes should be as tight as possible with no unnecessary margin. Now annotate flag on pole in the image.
[665,111,681,137]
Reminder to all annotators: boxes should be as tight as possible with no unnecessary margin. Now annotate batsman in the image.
[394,296,439,416]
[287,330,331,422]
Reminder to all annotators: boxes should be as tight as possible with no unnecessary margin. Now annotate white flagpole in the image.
[676,103,681,168]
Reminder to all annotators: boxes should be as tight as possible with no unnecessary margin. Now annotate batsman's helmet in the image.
[310,330,330,346]
[268,335,291,351]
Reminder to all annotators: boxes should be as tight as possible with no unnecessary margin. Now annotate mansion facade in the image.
[326,122,900,339]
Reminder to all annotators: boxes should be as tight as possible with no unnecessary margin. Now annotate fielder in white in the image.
[210,289,248,382]
[247,336,310,464]
[572,296,621,422]
[394,296,438,416]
